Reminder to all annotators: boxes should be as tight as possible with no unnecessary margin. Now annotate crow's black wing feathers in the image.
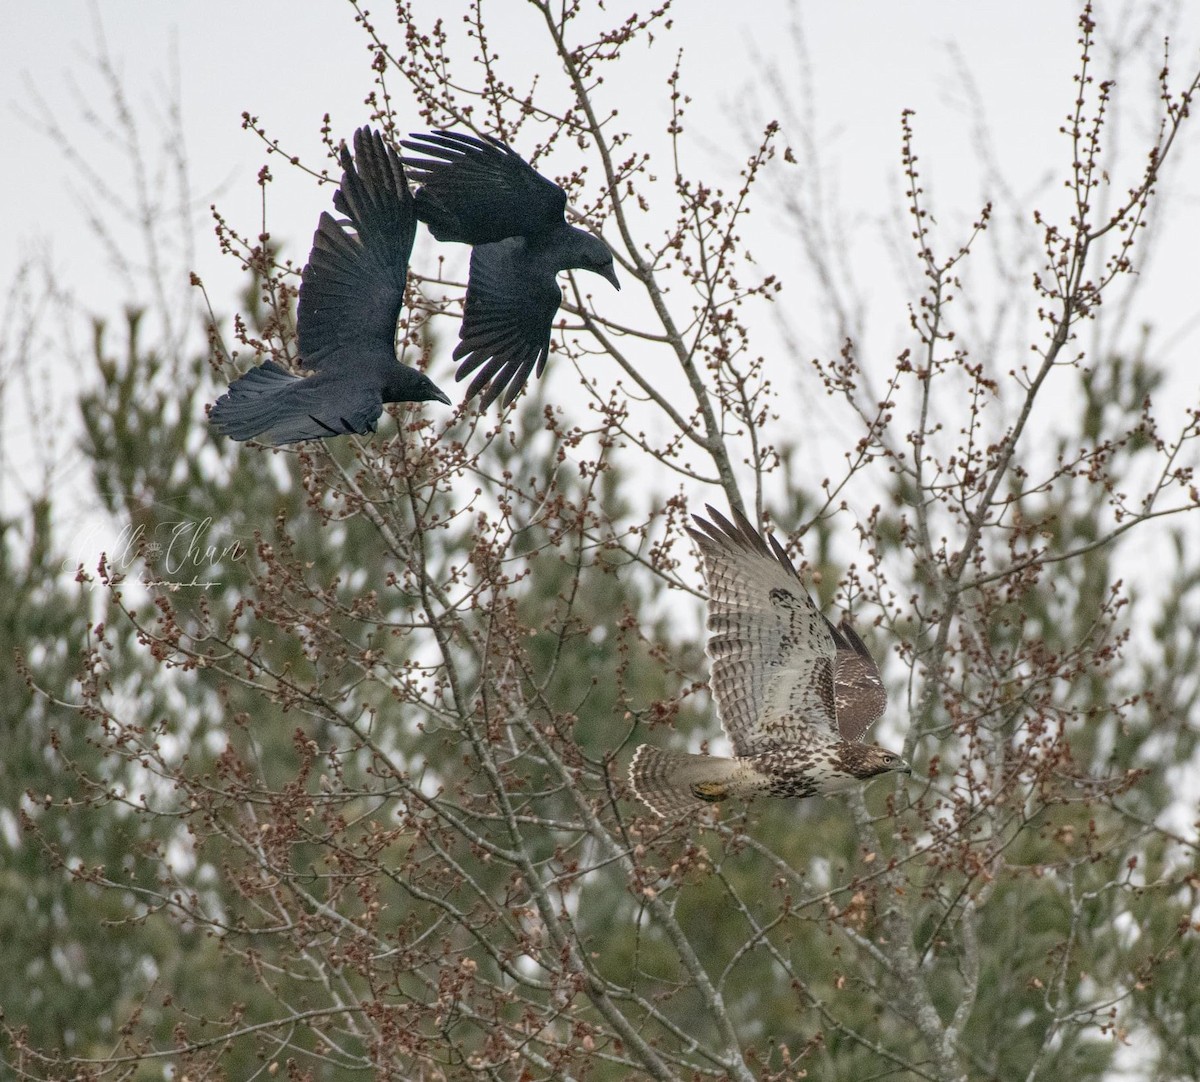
[297,128,414,373]
[332,128,416,273]
[451,240,563,408]
[401,129,567,245]
[297,213,399,369]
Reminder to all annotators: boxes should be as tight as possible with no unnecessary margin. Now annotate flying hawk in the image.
[401,130,619,408]
[628,506,910,818]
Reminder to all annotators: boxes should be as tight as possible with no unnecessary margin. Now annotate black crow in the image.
[401,130,619,408]
[209,127,450,446]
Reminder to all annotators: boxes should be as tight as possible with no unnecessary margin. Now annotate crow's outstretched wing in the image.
[451,239,563,408]
[402,129,567,244]
[297,128,415,374]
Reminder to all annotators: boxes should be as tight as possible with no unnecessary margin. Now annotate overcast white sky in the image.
[1,1,1198,530]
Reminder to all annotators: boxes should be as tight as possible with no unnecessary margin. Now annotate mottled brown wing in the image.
[688,506,840,757]
[828,617,888,742]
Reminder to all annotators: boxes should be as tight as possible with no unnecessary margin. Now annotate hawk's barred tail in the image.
[628,745,745,819]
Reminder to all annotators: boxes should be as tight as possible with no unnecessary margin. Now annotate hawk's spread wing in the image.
[828,617,888,743]
[688,507,840,756]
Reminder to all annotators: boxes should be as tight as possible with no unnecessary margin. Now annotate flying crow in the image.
[209,127,450,446]
[402,130,619,408]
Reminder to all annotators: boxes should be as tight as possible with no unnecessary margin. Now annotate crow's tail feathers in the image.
[208,361,373,446]
[209,361,298,442]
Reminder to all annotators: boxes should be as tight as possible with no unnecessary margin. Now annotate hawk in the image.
[628,506,910,818]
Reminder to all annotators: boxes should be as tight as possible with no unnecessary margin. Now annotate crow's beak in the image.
[601,264,620,291]
[434,386,453,406]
